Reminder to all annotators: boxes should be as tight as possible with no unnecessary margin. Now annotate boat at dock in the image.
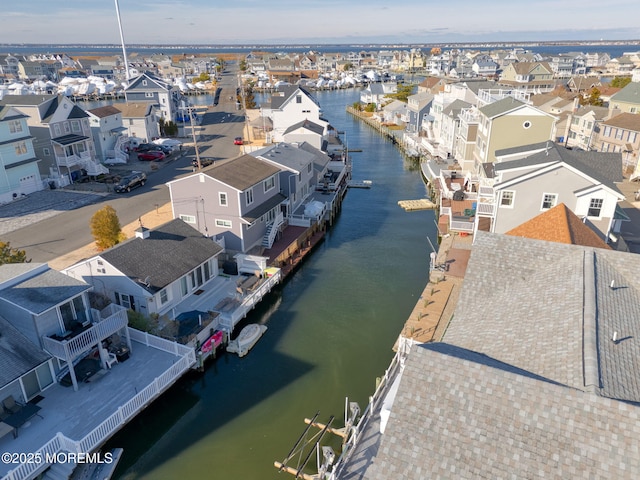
[347,180,372,188]
[226,324,267,357]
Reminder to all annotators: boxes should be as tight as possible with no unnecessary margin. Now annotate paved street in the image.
[0,64,244,262]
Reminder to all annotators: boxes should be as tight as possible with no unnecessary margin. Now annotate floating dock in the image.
[398,199,437,211]
[348,180,372,189]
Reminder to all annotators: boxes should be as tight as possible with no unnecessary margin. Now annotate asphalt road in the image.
[2,66,245,263]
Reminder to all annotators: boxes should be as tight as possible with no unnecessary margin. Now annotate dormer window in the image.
[142,80,148,86]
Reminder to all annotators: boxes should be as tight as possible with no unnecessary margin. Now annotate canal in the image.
[112,88,437,479]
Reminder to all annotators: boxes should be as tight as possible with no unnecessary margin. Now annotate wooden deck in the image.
[0,341,187,478]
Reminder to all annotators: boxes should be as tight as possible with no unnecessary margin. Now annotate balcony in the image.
[42,305,128,366]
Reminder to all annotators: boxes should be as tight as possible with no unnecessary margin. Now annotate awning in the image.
[111,126,128,133]
[52,134,89,146]
[4,157,40,169]
[614,204,631,221]
[242,193,286,223]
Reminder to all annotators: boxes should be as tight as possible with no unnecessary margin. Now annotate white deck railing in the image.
[2,334,195,480]
[218,270,282,332]
[42,308,129,363]
[328,347,405,480]
[476,202,495,216]
[450,220,475,232]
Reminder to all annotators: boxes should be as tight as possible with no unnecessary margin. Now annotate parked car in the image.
[134,143,156,152]
[114,171,147,193]
[234,137,243,145]
[192,157,215,168]
[138,151,166,161]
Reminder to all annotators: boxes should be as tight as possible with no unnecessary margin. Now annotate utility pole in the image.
[114,0,131,81]
[184,105,201,169]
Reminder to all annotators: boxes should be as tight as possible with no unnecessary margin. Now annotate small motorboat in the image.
[226,324,267,357]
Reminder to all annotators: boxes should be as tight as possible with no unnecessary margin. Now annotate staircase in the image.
[105,135,129,165]
[261,212,284,249]
[42,454,76,480]
[79,158,110,176]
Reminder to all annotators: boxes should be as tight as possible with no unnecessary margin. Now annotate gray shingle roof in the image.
[99,219,223,293]
[0,265,91,315]
[494,143,622,192]
[478,96,525,118]
[610,81,640,104]
[269,85,319,110]
[366,342,640,479]
[283,119,324,136]
[0,315,50,388]
[445,232,640,402]
[206,154,280,191]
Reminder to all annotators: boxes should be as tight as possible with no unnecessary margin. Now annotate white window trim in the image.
[179,214,196,224]
[219,192,227,206]
[587,198,604,218]
[215,219,232,228]
[540,193,558,210]
[499,190,515,208]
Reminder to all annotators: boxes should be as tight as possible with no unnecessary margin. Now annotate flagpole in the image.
[114,0,131,80]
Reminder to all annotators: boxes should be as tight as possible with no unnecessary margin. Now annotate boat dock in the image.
[397,199,437,211]
[348,180,372,188]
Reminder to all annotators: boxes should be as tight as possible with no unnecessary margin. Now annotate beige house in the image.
[113,102,159,142]
[498,61,555,93]
[608,81,640,114]
[473,97,556,167]
[596,113,640,173]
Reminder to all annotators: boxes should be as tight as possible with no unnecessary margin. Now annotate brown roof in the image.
[112,102,154,118]
[602,112,640,132]
[87,105,121,118]
[511,61,553,75]
[506,203,611,249]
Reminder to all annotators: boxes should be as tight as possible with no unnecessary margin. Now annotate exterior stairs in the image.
[262,212,284,249]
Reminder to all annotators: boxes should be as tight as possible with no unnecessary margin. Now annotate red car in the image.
[138,151,166,161]
[234,137,243,145]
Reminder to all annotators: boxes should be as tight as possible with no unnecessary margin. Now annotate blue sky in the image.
[3,0,640,45]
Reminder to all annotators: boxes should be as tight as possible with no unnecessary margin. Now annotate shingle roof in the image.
[443,99,471,117]
[601,112,640,132]
[444,231,640,402]
[87,105,121,118]
[0,315,50,388]
[506,203,611,249]
[269,85,318,110]
[494,143,622,192]
[609,81,640,104]
[478,96,526,119]
[205,154,280,191]
[366,342,640,479]
[112,102,154,118]
[99,219,223,293]
[0,265,91,315]
[283,119,324,136]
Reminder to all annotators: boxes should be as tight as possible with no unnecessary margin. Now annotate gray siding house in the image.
[124,72,182,123]
[167,155,285,254]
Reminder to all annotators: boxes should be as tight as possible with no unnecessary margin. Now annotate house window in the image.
[180,277,188,296]
[629,132,637,143]
[500,190,515,207]
[145,92,154,98]
[14,141,27,156]
[588,198,603,217]
[180,214,196,224]
[246,188,254,206]
[603,126,611,137]
[159,289,168,305]
[215,219,232,228]
[541,193,558,210]
[523,120,532,129]
[54,124,61,136]
[615,129,624,140]
[296,95,302,103]
[142,80,148,86]
[71,120,81,133]
[116,292,135,310]
[63,123,70,134]
[8,120,23,134]
[263,176,275,192]
[219,192,227,206]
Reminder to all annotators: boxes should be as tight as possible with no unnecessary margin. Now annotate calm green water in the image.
[113,89,436,479]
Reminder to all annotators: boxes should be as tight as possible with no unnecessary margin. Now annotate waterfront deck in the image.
[0,338,192,479]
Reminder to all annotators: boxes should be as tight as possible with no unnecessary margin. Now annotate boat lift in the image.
[274,399,361,479]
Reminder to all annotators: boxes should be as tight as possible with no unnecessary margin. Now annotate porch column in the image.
[123,327,133,352]
[64,341,79,392]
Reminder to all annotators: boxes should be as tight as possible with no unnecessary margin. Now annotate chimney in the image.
[135,226,150,239]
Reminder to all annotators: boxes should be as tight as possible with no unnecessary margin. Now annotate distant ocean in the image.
[1,43,639,58]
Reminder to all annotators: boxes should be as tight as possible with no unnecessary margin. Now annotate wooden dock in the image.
[398,199,436,211]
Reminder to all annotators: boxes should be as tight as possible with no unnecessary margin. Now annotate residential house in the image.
[63,219,224,318]
[608,81,640,114]
[605,56,636,76]
[0,104,43,202]
[416,76,448,95]
[261,85,328,143]
[472,55,499,77]
[282,119,325,151]
[359,82,397,108]
[498,61,556,93]
[0,94,107,181]
[475,143,624,243]
[377,100,407,126]
[0,54,20,81]
[438,99,472,160]
[405,92,434,134]
[454,106,481,172]
[124,72,182,122]
[596,113,640,173]
[112,102,159,143]
[584,51,611,69]
[341,232,640,479]
[86,105,127,163]
[547,53,585,77]
[567,75,601,94]
[564,105,609,150]
[473,96,556,166]
[251,142,317,220]
[530,92,576,143]
[167,155,285,254]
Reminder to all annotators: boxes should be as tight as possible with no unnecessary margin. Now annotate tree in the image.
[387,84,416,102]
[610,76,632,88]
[0,241,29,265]
[582,87,604,107]
[194,72,211,82]
[90,205,126,251]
